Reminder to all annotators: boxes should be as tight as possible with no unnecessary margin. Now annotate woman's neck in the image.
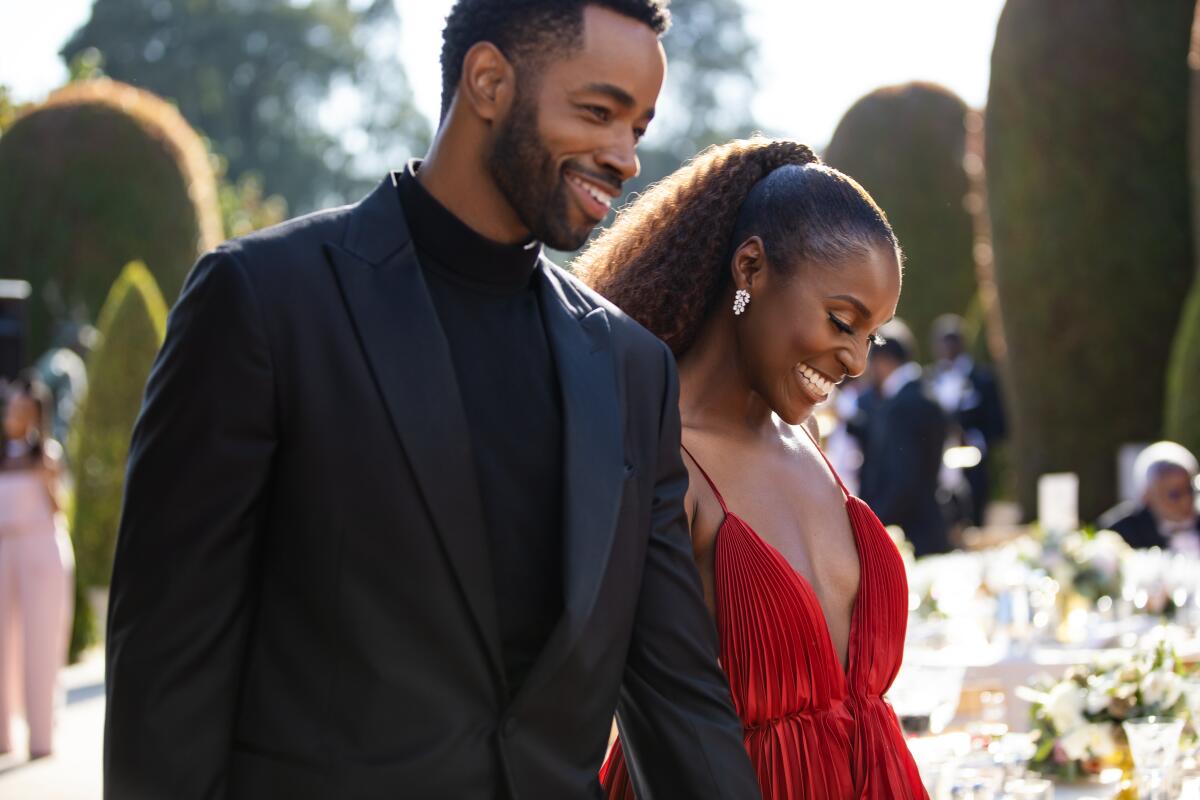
[677,313,775,438]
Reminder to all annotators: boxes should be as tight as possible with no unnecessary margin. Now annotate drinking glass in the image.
[1123,716,1185,800]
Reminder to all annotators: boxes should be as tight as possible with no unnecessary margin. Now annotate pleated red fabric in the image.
[600,438,928,799]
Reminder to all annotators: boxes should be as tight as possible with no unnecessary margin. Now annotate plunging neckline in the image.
[684,431,863,681]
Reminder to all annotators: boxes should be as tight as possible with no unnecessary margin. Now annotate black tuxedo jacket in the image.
[1096,502,1190,550]
[859,377,950,557]
[956,362,1006,447]
[104,176,757,799]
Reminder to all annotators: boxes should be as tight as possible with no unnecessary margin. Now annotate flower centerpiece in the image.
[1020,633,1189,782]
[1035,527,1128,606]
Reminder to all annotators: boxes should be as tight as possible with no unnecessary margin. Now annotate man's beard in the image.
[488,91,595,252]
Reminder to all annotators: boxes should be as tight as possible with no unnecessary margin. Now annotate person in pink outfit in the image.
[0,377,73,759]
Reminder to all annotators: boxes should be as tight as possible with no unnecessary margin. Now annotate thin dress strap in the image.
[680,444,729,514]
[799,422,850,499]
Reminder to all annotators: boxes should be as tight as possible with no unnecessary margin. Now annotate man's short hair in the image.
[439,0,671,121]
[874,318,915,365]
[1134,440,1199,496]
[931,313,965,344]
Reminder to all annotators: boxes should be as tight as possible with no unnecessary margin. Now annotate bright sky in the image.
[1,0,1005,151]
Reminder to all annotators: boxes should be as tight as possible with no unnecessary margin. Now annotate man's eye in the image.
[633,127,647,142]
[585,105,611,122]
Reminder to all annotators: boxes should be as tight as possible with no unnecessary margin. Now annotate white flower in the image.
[1086,685,1111,715]
[1060,723,1118,762]
[1045,681,1087,733]
[1060,725,1092,761]
[1141,669,1183,711]
[1089,723,1118,758]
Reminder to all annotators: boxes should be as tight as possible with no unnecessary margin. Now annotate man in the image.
[104,2,759,798]
[1097,441,1200,555]
[859,319,951,556]
[929,314,1007,527]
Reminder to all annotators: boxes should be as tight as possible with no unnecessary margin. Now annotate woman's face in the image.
[733,240,901,425]
[3,392,38,442]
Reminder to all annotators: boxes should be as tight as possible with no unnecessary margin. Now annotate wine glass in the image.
[1123,716,1185,800]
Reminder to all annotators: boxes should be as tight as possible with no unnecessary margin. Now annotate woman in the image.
[577,138,927,799]
[0,378,73,759]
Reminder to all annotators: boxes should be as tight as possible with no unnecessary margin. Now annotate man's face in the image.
[1145,465,1196,524]
[488,5,666,251]
[936,333,964,362]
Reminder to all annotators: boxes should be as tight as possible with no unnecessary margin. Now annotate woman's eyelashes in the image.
[828,313,884,346]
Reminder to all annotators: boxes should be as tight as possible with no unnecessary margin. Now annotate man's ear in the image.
[458,41,516,123]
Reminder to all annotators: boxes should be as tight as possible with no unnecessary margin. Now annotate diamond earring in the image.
[733,288,750,316]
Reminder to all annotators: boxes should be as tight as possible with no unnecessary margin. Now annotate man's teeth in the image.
[569,175,613,209]
[797,364,833,396]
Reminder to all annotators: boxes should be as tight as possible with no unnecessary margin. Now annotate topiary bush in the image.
[0,78,220,359]
[823,82,978,360]
[987,0,1194,521]
[1164,7,1200,457]
[69,261,166,593]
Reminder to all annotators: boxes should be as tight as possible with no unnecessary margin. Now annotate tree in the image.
[986,0,1194,520]
[0,79,222,358]
[68,262,167,657]
[1164,3,1200,456]
[0,84,24,133]
[70,260,168,590]
[61,0,430,213]
[824,82,978,360]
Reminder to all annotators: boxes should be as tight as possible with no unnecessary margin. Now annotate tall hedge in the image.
[0,79,220,358]
[1165,7,1200,456]
[70,261,167,591]
[824,82,978,359]
[987,0,1194,520]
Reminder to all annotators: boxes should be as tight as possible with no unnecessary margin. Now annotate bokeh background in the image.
[1,1,1198,796]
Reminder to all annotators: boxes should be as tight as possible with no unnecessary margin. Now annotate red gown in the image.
[600,440,929,799]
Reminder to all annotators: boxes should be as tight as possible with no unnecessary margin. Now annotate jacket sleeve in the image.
[104,247,278,800]
[867,397,931,525]
[614,341,760,800]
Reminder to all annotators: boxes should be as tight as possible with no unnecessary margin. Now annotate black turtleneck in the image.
[396,163,563,696]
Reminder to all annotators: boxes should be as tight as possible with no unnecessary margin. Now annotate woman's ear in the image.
[730,235,767,291]
[458,41,516,124]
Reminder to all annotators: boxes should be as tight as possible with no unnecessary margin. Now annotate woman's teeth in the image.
[797,364,833,396]
[568,175,613,209]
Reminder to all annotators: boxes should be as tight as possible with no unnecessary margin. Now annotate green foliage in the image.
[986,0,1194,520]
[217,161,288,239]
[1165,9,1200,456]
[0,79,221,358]
[69,262,167,590]
[823,82,977,360]
[1166,285,1200,455]
[0,84,23,133]
[651,0,758,160]
[61,0,429,212]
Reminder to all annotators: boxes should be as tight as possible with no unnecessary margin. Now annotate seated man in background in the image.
[1097,441,1199,555]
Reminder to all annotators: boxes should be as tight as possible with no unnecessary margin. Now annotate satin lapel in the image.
[323,180,503,677]
[516,266,625,703]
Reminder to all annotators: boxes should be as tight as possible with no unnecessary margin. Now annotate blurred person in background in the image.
[928,313,1006,528]
[1096,441,1199,555]
[859,319,951,556]
[0,376,73,760]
